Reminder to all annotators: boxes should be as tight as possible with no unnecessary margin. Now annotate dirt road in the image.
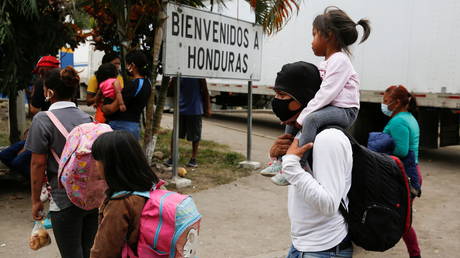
[0,112,459,257]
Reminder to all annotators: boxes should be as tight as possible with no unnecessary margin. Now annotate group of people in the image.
[262,7,422,258]
[6,47,208,257]
[22,48,155,257]
[0,5,425,258]
[86,50,152,139]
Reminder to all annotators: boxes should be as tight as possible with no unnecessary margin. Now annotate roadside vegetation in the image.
[153,129,252,194]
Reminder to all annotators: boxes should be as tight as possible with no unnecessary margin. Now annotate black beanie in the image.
[274,61,322,107]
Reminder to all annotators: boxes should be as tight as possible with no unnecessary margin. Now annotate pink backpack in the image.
[118,181,202,258]
[46,111,112,210]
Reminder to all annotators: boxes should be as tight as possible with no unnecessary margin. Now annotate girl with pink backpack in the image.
[90,131,201,258]
[26,66,97,258]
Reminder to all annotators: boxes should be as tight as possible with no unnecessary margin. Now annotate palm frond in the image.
[172,0,207,9]
[248,0,301,35]
[3,0,39,17]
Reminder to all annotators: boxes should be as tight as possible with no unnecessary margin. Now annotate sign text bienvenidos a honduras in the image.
[164,3,263,80]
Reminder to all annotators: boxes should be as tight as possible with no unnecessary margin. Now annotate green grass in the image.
[155,130,245,169]
[154,130,252,193]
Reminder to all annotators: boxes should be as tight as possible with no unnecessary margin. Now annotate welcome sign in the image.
[163,3,263,80]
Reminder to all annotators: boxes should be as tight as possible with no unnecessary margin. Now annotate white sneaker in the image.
[270,172,290,186]
[260,160,282,177]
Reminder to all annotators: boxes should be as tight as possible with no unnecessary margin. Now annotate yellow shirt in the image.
[87,74,124,93]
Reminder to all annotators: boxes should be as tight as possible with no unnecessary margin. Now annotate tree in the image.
[144,0,302,162]
[249,0,302,34]
[78,0,205,164]
[0,0,85,144]
[79,0,301,163]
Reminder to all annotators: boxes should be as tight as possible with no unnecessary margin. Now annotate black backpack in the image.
[313,127,412,252]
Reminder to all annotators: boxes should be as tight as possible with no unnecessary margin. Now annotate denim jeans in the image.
[287,245,353,258]
[108,120,140,139]
[285,106,358,166]
[0,140,31,179]
[49,205,98,258]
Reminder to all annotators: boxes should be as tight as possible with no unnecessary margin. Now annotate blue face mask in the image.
[381,103,393,117]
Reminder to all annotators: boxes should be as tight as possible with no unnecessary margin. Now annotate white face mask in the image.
[44,89,54,102]
[381,103,393,117]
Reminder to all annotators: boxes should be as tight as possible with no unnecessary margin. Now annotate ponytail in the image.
[313,7,371,55]
[44,66,80,100]
[126,50,149,77]
[357,19,371,44]
[386,85,419,119]
[60,66,80,89]
[407,93,418,119]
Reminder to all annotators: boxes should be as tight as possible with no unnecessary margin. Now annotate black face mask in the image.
[271,98,302,122]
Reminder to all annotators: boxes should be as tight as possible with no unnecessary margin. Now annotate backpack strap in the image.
[111,191,150,199]
[155,180,166,189]
[339,200,349,222]
[313,125,353,222]
[46,111,70,163]
[111,180,165,199]
[321,125,359,146]
[122,243,137,258]
[50,149,60,164]
[46,111,69,138]
[134,79,144,97]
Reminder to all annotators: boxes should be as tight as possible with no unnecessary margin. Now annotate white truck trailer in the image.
[208,0,460,148]
[72,0,460,148]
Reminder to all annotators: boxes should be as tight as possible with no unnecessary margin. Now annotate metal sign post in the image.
[163,3,263,174]
[172,73,181,178]
[239,80,260,169]
[246,81,253,161]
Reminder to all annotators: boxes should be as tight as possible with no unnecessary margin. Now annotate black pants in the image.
[179,114,202,142]
[49,205,98,258]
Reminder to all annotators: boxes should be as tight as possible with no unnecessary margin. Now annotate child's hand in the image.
[119,104,127,112]
[286,138,313,158]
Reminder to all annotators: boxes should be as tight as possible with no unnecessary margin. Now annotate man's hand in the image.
[119,104,127,112]
[270,134,294,158]
[286,138,313,158]
[32,201,44,220]
[204,110,211,117]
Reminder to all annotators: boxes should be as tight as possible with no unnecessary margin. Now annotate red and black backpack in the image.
[314,127,412,252]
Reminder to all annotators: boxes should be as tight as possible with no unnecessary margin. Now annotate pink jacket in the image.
[99,78,117,99]
[297,52,360,124]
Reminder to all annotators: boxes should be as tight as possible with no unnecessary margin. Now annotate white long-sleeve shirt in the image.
[296,52,360,125]
[283,128,353,252]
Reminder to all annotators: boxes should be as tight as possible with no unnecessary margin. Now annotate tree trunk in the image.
[144,11,167,164]
[8,92,20,144]
[118,1,129,82]
[148,75,170,152]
